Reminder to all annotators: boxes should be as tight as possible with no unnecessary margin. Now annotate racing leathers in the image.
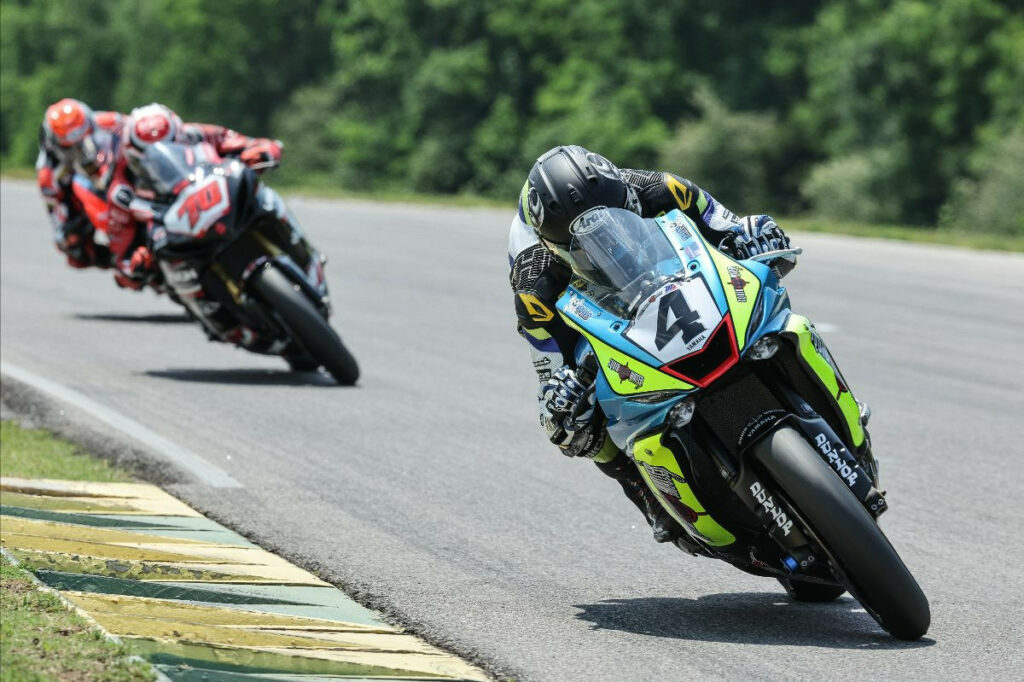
[509,169,783,543]
[105,121,283,290]
[35,111,124,268]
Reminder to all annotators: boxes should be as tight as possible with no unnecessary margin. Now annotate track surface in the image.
[3,179,1023,680]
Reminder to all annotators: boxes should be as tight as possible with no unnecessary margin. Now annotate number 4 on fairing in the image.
[656,289,705,350]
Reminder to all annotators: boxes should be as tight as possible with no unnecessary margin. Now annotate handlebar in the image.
[748,247,802,262]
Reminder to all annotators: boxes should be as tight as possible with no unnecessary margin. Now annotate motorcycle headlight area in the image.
[747,335,780,361]
[629,390,687,405]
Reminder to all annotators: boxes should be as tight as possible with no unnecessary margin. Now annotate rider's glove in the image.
[55,215,98,269]
[539,365,603,457]
[240,140,283,172]
[114,245,155,290]
[721,215,796,278]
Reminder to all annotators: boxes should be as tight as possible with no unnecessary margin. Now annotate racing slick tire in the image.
[752,426,929,640]
[250,265,359,385]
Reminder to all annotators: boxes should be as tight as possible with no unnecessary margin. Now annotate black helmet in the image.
[523,145,641,252]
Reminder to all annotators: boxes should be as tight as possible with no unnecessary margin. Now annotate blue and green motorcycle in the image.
[556,207,929,640]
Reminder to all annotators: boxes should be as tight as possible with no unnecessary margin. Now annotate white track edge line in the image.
[0,361,242,488]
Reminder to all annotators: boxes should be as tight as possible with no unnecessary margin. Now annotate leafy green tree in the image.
[794,0,1020,224]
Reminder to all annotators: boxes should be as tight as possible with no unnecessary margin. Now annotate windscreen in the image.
[136,142,194,195]
[567,207,683,314]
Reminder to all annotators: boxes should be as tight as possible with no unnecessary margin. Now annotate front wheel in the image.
[753,427,929,640]
[249,265,359,385]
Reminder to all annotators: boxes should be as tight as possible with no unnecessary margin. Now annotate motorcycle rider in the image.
[509,145,793,543]
[104,102,284,290]
[35,98,125,268]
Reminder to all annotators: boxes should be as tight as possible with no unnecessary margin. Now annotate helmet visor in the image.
[566,208,682,312]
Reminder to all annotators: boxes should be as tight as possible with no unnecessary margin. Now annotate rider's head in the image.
[43,98,100,172]
[124,103,183,175]
[523,145,641,261]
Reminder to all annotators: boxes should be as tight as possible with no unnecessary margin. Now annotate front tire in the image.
[249,266,359,385]
[753,427,929,640]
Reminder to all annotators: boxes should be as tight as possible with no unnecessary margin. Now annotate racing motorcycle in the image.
[130,141,359,384]
[557,207,929,640]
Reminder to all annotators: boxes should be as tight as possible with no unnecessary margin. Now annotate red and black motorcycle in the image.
[132,141,359,384]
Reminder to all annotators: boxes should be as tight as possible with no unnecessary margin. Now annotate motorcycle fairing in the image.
[781,314,866,448]
[557,210,790,449]
[163,174,231,238]
[632,432,736,547]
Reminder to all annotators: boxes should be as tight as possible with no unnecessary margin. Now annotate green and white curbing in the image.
[0,477,489,681]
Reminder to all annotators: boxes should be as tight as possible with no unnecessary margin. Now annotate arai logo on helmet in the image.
[527,185,545,228]
[570,206,610,236]
[585,152,623,181]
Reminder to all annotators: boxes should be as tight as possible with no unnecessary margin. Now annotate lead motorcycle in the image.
[130,142,359,384]
[558,207,928,639]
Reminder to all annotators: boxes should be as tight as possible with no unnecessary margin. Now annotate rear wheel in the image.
[249,265,359,385]
[753,427,929,640]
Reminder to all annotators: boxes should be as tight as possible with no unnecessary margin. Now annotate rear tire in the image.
[249,266,359,385]
[753,427,929,640]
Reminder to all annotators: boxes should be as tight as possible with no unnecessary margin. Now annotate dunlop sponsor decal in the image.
[0,477,489,681]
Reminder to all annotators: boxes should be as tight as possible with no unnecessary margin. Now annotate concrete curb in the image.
[1,476,490,681]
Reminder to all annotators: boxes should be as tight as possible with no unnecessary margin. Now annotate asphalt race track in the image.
[2,179,1023,680]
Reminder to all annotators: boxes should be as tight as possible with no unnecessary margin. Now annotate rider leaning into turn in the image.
[104,102,284,290]
[508,145,792,543]
[36,99,283,289]
[35,98,125,269]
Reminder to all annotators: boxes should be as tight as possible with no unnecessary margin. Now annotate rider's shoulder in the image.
[508,212,539,263]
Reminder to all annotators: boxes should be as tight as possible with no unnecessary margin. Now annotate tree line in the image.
[2,0,1020,233]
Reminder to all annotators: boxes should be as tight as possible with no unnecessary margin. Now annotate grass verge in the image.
[0,419,153,681]
[0,420,131,482]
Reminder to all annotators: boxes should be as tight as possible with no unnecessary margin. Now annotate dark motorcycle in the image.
[133,142,359,384]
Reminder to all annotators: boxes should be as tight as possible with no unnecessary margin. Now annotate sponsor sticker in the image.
[814,433,859,487]
[570,206,609,236]
[527,185,544,227]
[607,357,645,389]
[737,409,787,448]
[727,266,749,303]
[566,294,592,320]
[519,293,554,322]
[749,480,793,536]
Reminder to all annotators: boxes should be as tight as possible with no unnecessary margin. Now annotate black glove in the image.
[55,215,95,268]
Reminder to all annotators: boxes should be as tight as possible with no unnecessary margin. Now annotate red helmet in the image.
[124,103,183,174]
[44,98,94,147]
[43,99,101,168]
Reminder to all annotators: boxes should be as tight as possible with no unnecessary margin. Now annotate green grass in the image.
[0,421,151,680]
[0,421,131,482]
[0,560,154,682]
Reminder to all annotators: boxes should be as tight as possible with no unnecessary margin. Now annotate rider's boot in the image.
[595,450,682,543]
